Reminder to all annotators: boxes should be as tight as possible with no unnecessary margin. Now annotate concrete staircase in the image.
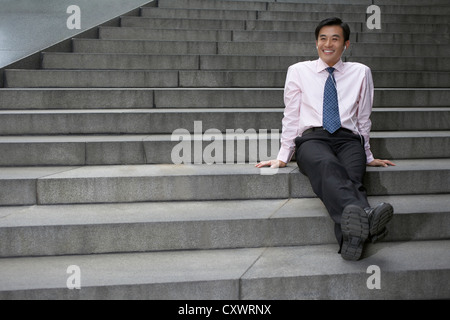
[0,0,449,299]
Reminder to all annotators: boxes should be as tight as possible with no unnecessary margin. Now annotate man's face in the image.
[316,25,349,67]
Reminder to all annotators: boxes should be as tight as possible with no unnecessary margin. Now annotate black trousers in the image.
[295,128,370,246]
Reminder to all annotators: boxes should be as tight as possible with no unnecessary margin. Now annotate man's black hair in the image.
[315,17,350,42]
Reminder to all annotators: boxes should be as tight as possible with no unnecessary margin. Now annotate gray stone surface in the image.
[1,160,446,205]
[0,130,448,166]
[158,0,268,10]
[0,108,284,134]
[99,27,233,42]
[120,16,246,30]
[2,195,448,257]
[241,240,450,299]
[0,240,448,299]
[44,53,432,72]
[73,39,217,54]
[4,70,179,88]
[42,53,201,70]
[7,70,448,88]
[0,0,153,68]
[0,88,154,109]
[154,89,284,108]
[35,164,294,204]
[141,7,258,20]
[0,166,76,205]
[0,0,449,300]
[2,88,449,110]
[0,247,265,299]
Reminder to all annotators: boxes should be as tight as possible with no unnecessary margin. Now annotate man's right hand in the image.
[255,160,287,169]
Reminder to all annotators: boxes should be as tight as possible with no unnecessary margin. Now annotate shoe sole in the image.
[341,205,369,261]
[371,228,389,243]
[370,203,394,243]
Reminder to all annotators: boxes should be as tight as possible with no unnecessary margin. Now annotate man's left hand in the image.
[367,159,396,167]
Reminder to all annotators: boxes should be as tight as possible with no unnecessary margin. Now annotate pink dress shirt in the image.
[277,58,375,164]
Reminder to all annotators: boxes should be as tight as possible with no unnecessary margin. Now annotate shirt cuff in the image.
[366,150,375,164]
[277,146,295,164]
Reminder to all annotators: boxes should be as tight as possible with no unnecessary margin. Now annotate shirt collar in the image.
[316,58,344,74]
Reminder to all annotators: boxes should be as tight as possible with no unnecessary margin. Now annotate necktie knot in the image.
[326,67,335,75]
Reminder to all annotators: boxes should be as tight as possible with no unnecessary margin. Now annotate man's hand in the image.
[255,159,287,169]
[367,159,396,167]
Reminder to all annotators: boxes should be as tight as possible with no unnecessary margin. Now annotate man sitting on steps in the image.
[256,17,395,261]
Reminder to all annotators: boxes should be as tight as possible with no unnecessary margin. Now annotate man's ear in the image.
[344,40,350,50]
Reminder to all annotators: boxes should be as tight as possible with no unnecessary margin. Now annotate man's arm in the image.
[277,65,302,163]
[357,65,375,164]
[256,65,301,169]
[360,66,395,167]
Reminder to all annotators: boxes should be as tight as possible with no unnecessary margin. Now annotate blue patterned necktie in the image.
[322,67,341,134]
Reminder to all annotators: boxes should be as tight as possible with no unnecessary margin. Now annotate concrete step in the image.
[357,32,450,44]
[374,0,450,5]
[176,70,450,87]
[41,53,309,71]
[0,107,447,135]
[71,39,450,57]
[245,20,448,34]
[125,15,450,35]
[42,53,202,70]
[157,0,450,10]
[5,69,450,88]
[0,159,449,205]
[97,26,450,44]
[216,42,450,56]
[4,70,179,88]
[358,23,450,34]
[141,6,450,27]
[0,88,155,109]
[156,0,450,19]
[170,0,450,6]
[123,16,364,33]
[0,239,449,299]
[140,7,259,20]
[0,131,448,166]
[373,13,450,25]
[0,195,448,257]
[257,11,450,25]
[355,43,450,58]
[346,57,450,71]
[203,55,450,72]
[120,16,247,30]
[267,2,450,15]
[241,240,450,299]
[72,39,218,55]
[157,0,268,11]
[1,88,449,109]
[99,27,233,42]
[234,30,450,44]
[370,108,450,131]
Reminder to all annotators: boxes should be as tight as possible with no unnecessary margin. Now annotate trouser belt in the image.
[302,127,353,136]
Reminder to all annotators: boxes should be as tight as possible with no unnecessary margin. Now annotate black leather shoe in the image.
[365,202,394,243]
[341,205,369,261]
